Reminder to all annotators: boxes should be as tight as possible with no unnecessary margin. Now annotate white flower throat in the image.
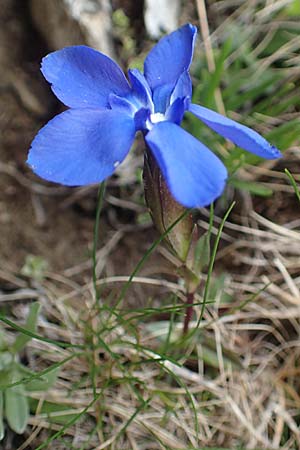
[150,112,165,123]
[146,112,166,130]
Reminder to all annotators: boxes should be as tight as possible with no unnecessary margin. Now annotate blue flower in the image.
[27,24,281,208]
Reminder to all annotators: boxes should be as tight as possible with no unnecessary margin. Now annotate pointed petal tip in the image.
[253,141,282,160]
[267,144,282,159]
[144,23,198,91]
[186,23,197,35]
[189,103,282,161]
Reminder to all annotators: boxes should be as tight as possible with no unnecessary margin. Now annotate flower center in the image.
[150,112,165,124]
[145,112,166,131]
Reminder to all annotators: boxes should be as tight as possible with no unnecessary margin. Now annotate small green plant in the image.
[21,255,48,282]
[0,302,58,440]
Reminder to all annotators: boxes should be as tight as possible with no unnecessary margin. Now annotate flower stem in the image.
[92,182,106,305]
[183,292,194,334]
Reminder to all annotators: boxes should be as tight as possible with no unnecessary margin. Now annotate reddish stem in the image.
[183,292,194,334]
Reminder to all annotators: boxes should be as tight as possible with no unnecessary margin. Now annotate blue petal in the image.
[109,94,136,116]
[41,46,131,109]
[145,122,227,207]
[128,69,153,109]
[189,104,282,159]
[144,24,197,91]
[153,83,173,113]
[170,71,192,103]
[165,98,186,125]
[27,109,136,186]
[134,107,150,131]
[153,71,192,115]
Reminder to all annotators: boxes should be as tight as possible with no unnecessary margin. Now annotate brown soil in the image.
[0,0,155,279]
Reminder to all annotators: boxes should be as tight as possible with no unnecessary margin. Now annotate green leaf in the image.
[0,391,4,440]
[202,37,233,108]
[13,302,41,353]
[193,232,211,273]
[145,321,181,343]
[25,366,59,391]
[0,329,7,351]
[229,178,273,197]
[207,273,233,304]
[28,399,79,425]
[4,383,29,434]
[284,0,300,17]
[0,371,12,389]
[266,119,300,150]
[224,72,281,111]
[198,338,240,370]
[0,352,13,371]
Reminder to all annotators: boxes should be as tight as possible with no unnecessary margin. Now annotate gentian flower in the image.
[28,24,281,208]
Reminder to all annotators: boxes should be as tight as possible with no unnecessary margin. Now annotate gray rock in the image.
[144,0,181,38]
[30,0,114,56]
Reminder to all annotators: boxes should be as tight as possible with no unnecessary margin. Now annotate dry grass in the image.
[2,190,300,449]
[1,0,300,449]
